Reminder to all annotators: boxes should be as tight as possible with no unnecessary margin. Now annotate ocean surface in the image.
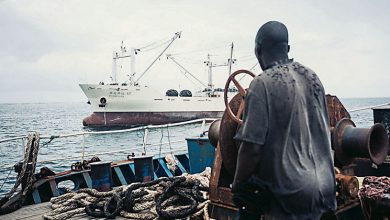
[1,97,390,195]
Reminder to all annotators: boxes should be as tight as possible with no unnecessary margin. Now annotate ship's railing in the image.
[0,118,218,170]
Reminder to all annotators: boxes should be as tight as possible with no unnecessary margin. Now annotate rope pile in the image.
[0,133,40,215]
[359,176,390,219]
[43,168,211,220]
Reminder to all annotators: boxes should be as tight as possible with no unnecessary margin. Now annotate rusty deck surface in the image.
[1,202,128,220]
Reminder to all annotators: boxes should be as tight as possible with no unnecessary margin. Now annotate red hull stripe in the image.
[83,111,224,126]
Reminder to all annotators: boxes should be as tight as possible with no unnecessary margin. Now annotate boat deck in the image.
[1,202,128,220]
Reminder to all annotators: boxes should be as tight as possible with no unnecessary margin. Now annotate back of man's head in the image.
[256,21,288,47]
[255,21,290,69]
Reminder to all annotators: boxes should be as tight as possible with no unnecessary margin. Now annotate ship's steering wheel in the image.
[224,69,256,124]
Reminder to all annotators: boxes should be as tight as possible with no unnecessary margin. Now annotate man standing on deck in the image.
[232,21,336,219]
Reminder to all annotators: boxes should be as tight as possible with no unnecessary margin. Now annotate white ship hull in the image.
[79,84,225,126]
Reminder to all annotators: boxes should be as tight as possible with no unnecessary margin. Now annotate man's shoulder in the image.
[286,61,319,78]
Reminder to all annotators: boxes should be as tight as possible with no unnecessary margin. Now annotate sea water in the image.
[1,97,390,195]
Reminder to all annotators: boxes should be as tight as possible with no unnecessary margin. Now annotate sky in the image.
[0,0,389,103]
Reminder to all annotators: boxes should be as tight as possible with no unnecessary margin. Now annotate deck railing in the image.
[0,118,217,171]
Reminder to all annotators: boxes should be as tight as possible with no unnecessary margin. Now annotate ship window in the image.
[183,99,190,101]
[154,99,163,101]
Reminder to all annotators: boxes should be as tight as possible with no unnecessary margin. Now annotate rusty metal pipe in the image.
[336,173,359,206]
[208,119,221,148]
[333,118,388,166]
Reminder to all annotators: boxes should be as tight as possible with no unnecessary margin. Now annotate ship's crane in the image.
[110,32,181,86]
[166,54,208,88]
[134,32,182,84]
[167,42,237,97]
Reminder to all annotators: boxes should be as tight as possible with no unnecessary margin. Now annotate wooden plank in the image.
[0,202,51,220]
[31,189,42,204]
[82,172,92,188]
[114,166,128,185]
[175,155,188,174]
[128,163,135,173]
[0,202,131,219]
[49,179,60,197]
[158,158,173,177]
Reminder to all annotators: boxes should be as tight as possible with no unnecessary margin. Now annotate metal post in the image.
[81,134,85,161]
[200,119,206,136]
[112,51,118,84]
[130,48,136,84]
[143,128,149,154]
[208,54,212,89]
[228,42,234,76]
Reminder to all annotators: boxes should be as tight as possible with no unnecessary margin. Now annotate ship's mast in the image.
[165,42,236,97]
[206,54,213,90]
[228,42,234,76]
[111,42,133,85]
[204,45,234,96]
[111,51,118,84]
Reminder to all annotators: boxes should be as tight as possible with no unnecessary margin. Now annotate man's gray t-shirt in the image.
[235,61,336,218]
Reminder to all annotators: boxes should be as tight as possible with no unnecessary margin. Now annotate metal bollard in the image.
[186,137,215,174]
[90,161,112,191]
[134,155,154,182]
[332,118,388,166]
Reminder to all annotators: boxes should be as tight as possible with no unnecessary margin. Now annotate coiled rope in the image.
[43,168,211,220]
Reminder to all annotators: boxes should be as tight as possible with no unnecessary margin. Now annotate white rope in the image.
[0,142,189,171]
[349,103,390,113]
[0,118,216,174]
[0,118,218,144]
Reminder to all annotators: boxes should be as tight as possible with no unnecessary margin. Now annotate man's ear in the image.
[255,44,262,59]
[287,45,290,53]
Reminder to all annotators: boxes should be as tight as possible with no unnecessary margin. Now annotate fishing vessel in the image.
[1,92,390,219]
[0,118,217,219]
[80,32,237,127]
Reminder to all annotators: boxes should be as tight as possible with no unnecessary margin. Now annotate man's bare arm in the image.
[232,141,263,190]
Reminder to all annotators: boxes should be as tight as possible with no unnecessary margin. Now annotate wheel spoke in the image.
[224,69,256,125]
[236,99,245,120]
[232,78,246,97]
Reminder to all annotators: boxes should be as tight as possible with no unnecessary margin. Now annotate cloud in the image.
[0,0,389,103]
[0,4,58,62]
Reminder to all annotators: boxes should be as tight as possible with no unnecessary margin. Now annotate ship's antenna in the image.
[135,31,182,84]
[228,42,235,76]
[166,54,208,88]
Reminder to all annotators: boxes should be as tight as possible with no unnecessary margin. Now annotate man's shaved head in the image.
[255,21,290,70]
[256,21,288,46]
